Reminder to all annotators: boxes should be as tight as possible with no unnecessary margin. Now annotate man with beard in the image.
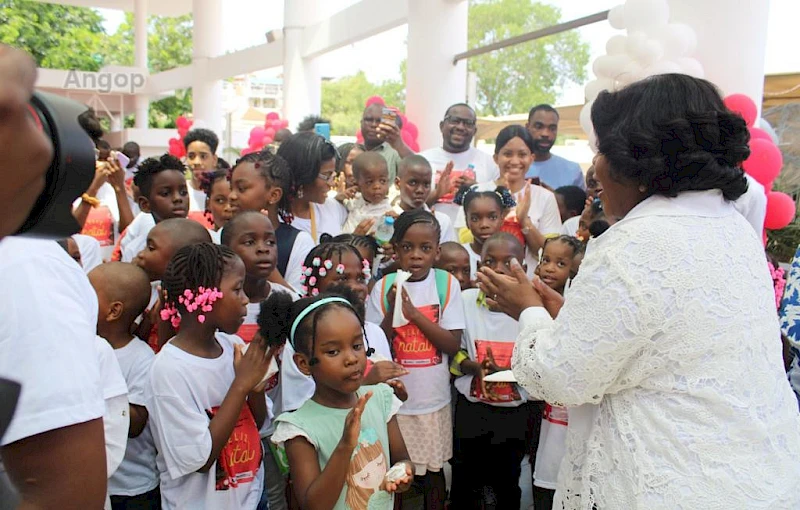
[360,103,413,182]
[421,103,499,223]
[525,104,585,190]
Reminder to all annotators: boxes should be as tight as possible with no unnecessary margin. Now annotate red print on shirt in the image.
[205,404,262,491]
[393,304,442,369]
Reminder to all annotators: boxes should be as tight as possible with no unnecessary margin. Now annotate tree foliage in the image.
[468,0,590,116]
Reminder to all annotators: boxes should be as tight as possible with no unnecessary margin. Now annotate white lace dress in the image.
[511,191,800,510]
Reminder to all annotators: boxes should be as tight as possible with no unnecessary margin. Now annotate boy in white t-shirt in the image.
[89,262,161,509]
[391,155,457,244]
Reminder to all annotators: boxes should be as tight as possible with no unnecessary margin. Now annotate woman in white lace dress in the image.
[477,74,800,510]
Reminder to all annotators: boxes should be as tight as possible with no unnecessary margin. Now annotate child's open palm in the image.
[340,392,372,451]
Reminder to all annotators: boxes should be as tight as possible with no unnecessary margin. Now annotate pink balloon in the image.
[356,129,364,143]
[168,138,185,158]
[764,191,796,230]
[405,121,419,140]
[176,116,190,130]
[250,126,265,140]
[365,95,385,107]
[266,112,280,121]
[724,94,758,127]
[279,119,289,129]
[743,138,783,186]
[240,147,256,156]
[410,140,420,153]
[177,127,188,139]
[749,127,772,142]
[264,127,276,137]
[262,135,274,146]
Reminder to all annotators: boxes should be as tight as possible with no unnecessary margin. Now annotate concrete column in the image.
[406,0,468,150]
[283,0,322,132]
[134,0,149,128]
[192,0,224,138]
[669,0,771,116]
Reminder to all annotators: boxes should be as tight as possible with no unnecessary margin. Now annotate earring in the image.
[297,187,304,199]
[638,185,647,193]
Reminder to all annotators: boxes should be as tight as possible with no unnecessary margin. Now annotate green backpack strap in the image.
[380,269,452,317]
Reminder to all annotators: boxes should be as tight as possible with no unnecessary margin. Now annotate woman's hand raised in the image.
[476,258,542,320]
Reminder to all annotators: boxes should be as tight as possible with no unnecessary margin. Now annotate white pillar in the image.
[110,114,122,132]
[669,0,771,116]
[134,0,149,129]
[283,0,322,133]
[192,0,224,138]
[406,0,468,150]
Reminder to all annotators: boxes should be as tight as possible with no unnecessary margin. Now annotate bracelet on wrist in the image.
[81,193,101,208]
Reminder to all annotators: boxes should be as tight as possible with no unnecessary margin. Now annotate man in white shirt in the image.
[422,103,500,224]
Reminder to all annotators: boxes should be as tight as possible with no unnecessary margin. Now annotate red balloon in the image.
[405,121,419,139]
[764,191,796,230]
[264,127,276,137]
[762,230,768,247]
[240,147,256,156]
[724,94,758,127]
[266,112,280,121]
[356,129,364,143]
[262,135,274,146]
[749,127,772,142]
[279,119,289,129]
[250,126,265,139]
[410,140,420,153]
[743,138,783,186]
[365,95,385,107]
[176,115,190,130]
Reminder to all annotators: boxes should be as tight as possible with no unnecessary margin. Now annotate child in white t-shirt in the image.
[531,235,585,510]
[366,209,465,508]
[146,243,274,509]
[88,262,161,509]
[450,232,532,509]
[435,242,473,291]
[199,169,233,244]
[341,152,394,235]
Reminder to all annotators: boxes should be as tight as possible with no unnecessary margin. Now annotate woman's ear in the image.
[293,351,312,377]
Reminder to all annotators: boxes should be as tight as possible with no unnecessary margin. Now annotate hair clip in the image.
[335,263,345,274]
[319,267,327,277]
[300,285,308,295]
[308,276,317,286]
[311,288,320,296]
[304,267,313,276]
[312,257,321,267]
[324,259,333,270]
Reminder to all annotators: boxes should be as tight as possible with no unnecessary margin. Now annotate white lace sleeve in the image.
[271,421,317,449]
[511,246,660,407]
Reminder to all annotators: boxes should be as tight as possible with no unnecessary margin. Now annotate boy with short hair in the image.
[436,242,473,291]
[341,152,393,234]
[89,262,161,510]
[392,154,457,243]
[183,128,220,211]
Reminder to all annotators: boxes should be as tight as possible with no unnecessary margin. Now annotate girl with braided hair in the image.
[199,169,232,243]
[146,243,274,509]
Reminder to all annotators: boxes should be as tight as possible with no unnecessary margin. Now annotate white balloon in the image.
[642,60,682,77]
[593,55,633,79]
[758,118,779,144]
[623,0,670,31]
[674,57,705,78]
[588,129,599,153]
[652,23,698,58]
[617,60,644,86]
[580,101,594,137]
[608,4,626,30]
[626,32,663,66]
[606,34,628,55]
[585,79,613,101]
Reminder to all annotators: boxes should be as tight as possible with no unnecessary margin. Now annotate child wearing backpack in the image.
[365,209,465,509]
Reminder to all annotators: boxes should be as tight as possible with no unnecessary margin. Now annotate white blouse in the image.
[511,190,800,509]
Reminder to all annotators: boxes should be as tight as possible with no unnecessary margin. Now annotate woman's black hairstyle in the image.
[233,149,294,223]
[183,128,219,153]
[161,243,239,312]
[321,233,379,263]
[133,154,186,198]
[390,208,441,245]
[335,143,366,175]
[299,241,367,297]
[257,290,373,366]
[276,132,340,196]
[591,73,749,201]
[494,124,536,154]
[453,184,516,213]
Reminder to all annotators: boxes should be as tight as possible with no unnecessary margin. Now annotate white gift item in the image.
[241,343,280,384]
[391,270,412,328]
[483,370,517,383]
[385,463,409,483]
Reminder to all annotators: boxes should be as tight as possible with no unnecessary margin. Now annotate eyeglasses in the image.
[444,116,476,128]
[317,172,336,184]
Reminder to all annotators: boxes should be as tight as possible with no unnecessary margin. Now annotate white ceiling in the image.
[27,0,192,17]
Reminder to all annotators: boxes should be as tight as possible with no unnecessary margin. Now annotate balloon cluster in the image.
[355,95,420,152]
[581,0,704,151]
[168,115,194,158]
[724,94,795,235]
[242,112,290,156]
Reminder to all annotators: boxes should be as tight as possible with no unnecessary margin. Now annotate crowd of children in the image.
[57,118,620,510]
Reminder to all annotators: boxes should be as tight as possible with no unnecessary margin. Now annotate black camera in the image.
[15,91,96,239]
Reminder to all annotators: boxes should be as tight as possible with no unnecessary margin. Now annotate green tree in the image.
[468,0,590,116]
[0,0,106,71]
[321,66,406,136]
[102,13,194,128]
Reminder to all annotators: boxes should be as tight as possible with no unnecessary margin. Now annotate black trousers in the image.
[110,487,161,510]
[450,394,532,510]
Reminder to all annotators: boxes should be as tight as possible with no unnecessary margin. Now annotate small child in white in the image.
[341,152,394,234]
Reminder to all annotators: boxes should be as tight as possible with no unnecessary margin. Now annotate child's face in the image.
[482,239,525,278]
[466,196,503,247]
[208,178,233,230]
[207,257,249,334]
[228,214,277,281]
[297,306,367,395]
[133,225,176,281]
[437,250,472,290]
[343,148,363,188]
[186,141,217,182]
[229,163,276,214]
[395,165,432,210]
[393,223,440,281]
[537,240,574,294]
[140,170,189,222]
[356,163,389,204]
[555,193,569,223]
[316,251,369,304]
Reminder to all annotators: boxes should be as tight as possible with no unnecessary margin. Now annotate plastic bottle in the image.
[375,216,395,245]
